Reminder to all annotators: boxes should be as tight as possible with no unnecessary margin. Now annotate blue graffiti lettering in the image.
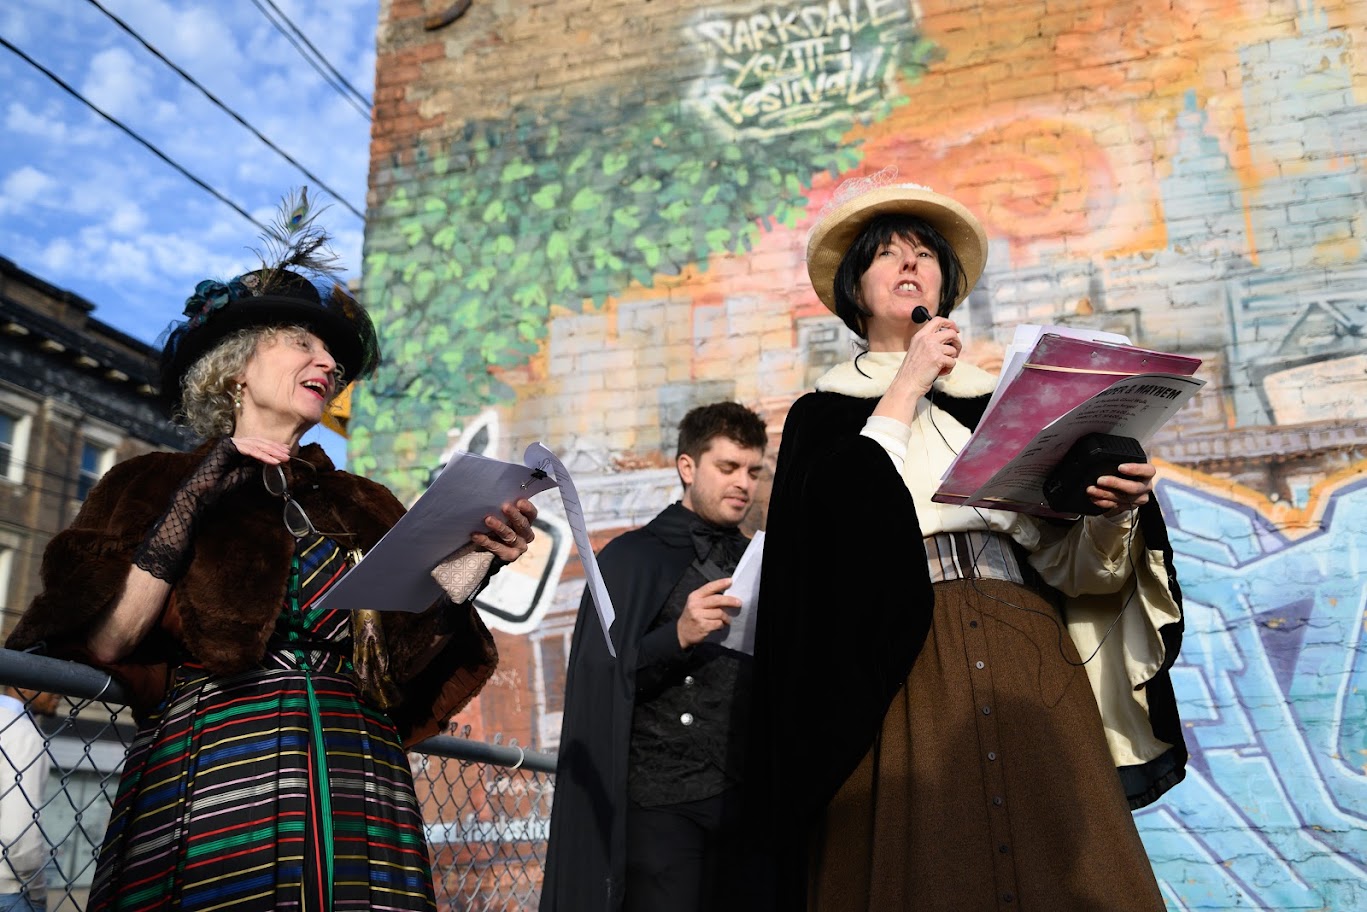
[1141,477,1367,908]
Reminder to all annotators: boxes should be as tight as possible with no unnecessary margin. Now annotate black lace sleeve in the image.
[132,438,253,581]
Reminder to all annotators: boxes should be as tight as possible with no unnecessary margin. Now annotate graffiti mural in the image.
[1142,472,1367,909]
[361,0,1367,907]
[354,0,936,499]
[689,0,921,138]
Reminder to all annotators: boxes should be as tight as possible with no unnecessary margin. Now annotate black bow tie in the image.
[690,523,748,568]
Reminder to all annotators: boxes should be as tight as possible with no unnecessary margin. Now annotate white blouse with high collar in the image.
[815,352,1135,596]
[816,351,1181,769]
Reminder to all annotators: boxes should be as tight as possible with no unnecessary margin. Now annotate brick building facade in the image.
[0,257,189,637]
[362,1,1367,907]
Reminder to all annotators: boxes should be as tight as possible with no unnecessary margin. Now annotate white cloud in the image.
[0,8,31,42]
[107,202,148,235]
[2,0,380,344]
[38,237,78,274]
[0,166,59,213]
[198,213,262,250]
[167,6,234,59]
[5,102,69,142]
[45,212,226,292]
[151,99,180,122]
[55,164,155,221]
[82,47,153,120]
[95,237,153,280]
[158,235,253,283]
[330,225,366,279]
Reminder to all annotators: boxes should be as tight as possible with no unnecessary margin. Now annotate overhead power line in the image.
[248,0,373,120]
[82,0,366,221]
[0,34,268,233]
[253,0,372,111]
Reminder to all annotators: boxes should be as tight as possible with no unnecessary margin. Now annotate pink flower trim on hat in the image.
[809,166,937,245]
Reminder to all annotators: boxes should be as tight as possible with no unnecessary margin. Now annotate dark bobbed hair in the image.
[832,214,966,339]
[676,401,767,461]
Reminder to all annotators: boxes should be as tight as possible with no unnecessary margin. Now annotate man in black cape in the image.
[542,402,768,912]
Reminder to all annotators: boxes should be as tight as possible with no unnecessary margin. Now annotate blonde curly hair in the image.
[175,325,343,437]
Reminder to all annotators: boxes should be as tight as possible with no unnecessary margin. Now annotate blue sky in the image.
[0,0,380,463]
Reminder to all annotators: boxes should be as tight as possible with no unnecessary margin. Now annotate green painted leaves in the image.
[355,28,939,498]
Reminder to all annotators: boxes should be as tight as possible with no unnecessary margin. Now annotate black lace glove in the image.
[132,438,255,582]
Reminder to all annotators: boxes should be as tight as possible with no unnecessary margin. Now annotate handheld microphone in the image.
[912,305,931,323]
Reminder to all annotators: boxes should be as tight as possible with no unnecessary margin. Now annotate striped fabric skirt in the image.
[89,536,437,912]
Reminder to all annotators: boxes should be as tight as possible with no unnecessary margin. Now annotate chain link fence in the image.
[0,647,554,912]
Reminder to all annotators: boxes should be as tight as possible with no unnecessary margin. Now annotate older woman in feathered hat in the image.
[746,171,1188,911]
[5,191,536,912]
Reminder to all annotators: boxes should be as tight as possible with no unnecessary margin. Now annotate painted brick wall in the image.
[361,1,1367,907]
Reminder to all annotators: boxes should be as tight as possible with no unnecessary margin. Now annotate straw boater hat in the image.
[805,169,989,314]
[159,188,379,410]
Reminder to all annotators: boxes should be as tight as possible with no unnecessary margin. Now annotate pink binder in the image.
[933,334,1201,512]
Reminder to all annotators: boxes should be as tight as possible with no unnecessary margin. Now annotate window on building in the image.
[77,441,114,500]
[0,412,13,477]
[540,634,568,715]
[0,546,14,630]
[534,626,573,749]
[0,406,33,485]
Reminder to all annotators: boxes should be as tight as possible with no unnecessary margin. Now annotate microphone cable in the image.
[908,317,1144,668]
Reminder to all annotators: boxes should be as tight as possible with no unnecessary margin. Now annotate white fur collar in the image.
[815,352,999,399]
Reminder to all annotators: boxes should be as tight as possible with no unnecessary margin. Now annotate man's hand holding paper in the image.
[702,530,764,656]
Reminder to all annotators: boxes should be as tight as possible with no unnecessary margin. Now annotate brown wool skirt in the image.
[808,579,1165,912]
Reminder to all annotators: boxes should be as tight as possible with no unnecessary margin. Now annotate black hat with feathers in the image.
[159,187,379,411]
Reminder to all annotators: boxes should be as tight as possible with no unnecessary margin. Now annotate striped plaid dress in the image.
[90,535,437,912]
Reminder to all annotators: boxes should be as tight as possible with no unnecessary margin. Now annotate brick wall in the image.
[361,1,1367,907]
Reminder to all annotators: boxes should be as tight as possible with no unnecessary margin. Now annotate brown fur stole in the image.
[5,441,496,745]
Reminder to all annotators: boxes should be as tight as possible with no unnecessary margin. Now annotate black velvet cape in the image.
[745,390,1188,908]
[541,503,699,912]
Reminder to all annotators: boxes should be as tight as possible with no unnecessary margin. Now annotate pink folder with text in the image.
[932,334,1202,512]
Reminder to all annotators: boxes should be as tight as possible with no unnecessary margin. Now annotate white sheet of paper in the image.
[705,531,764,656]
[313,449,558,615]
[522,443,618,658]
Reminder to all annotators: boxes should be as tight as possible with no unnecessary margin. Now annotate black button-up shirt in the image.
[628,522,751,807]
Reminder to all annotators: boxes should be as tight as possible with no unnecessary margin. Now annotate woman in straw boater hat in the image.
[5,190,538,912]
[746,170,1188,910]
